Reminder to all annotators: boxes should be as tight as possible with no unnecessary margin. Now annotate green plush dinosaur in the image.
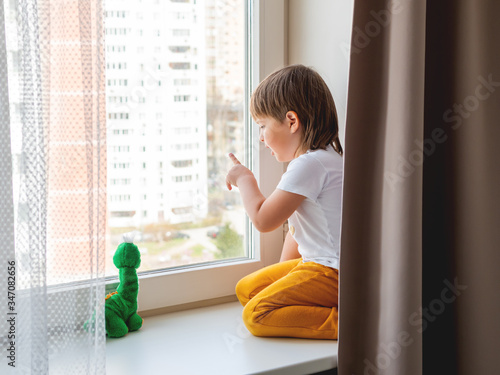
[104,241,143,338]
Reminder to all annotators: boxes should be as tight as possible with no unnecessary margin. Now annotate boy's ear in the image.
[285,111,300,133]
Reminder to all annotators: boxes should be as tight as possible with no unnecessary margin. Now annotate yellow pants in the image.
[235,258,339,340]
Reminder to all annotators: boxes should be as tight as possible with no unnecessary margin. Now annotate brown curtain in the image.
[339,0,500,374]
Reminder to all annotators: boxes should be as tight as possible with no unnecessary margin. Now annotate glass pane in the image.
[104,0,249,278]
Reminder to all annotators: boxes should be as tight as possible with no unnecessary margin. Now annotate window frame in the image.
[7,0,289,321]
[121,0,290,312]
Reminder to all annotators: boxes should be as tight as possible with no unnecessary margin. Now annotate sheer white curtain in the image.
[1,0,106,373]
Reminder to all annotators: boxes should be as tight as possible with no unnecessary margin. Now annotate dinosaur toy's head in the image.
[113,242,141,269]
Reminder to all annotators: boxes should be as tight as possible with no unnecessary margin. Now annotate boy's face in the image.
[255,113,302,162]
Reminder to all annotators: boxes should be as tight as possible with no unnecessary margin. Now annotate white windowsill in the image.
[106,301,338,375]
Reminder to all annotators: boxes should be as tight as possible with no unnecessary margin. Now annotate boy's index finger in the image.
[228,153,241,165]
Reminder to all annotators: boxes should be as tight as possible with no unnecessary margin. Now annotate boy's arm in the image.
[226,153,306,233]
[280,230,301,262]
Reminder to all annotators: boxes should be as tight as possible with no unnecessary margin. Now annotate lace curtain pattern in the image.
[1,0,106,373]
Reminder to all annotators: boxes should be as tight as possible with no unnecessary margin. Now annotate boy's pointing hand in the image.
[226,153,254,190]
[228,152,241,165]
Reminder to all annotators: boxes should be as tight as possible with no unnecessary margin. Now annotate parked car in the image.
[206,226,224,239]
[164,231,190,241]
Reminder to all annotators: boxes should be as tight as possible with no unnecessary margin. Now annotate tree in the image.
[215,223,244,259]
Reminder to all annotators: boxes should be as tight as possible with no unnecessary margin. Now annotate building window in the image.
[172,159,193,168]
[171,207,193,215]
[113,163,130,169]
[174,78,191,86]
[172,175,193,183]
[111,178,131,185]
[110,195,131,202]
[169,62,190,70]
[169,46,190,53]
[108,113,129,120]
[107,79,128,86]
[173,127,191,135]
[172,29,190,37]
[111,145,130,152]
[174,95,190,102]
[110,211,135,218]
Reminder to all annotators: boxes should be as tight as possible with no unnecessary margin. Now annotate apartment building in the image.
[105,0,208,227]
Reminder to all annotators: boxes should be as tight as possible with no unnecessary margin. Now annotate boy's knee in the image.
[235,278,249,306]
[242,302,263,337]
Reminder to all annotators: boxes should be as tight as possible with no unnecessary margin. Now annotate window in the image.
[102,0,287,310]
[171,143,199,151]
[105,28,128,36]
[109,96,129,104]
[110,194,131,202]
[4,1,291,313]
[169,46,190,53]
[172,175,192,182]
[108,113,129,120]
[174,78,191,85]
[106,11,127,18]
[106,62,127,69]
[111,178,131,185]
[111,145,130,152]
[113,162,130,169]
[107,79,128,86]
[111,211,135,218]
[171,206,192,214]
[172,159,193,168]
[174,95,190,102]
[107,45,126,53]
[169,62,190,70]
[173,127,191,135]
[172,29,190,37]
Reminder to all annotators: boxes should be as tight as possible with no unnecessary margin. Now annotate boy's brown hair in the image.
[250,64,343,156]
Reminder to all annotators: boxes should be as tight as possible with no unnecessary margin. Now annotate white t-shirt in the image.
[276,144,343,269]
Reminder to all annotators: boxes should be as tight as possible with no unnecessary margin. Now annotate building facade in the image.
[105,0,208,227]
